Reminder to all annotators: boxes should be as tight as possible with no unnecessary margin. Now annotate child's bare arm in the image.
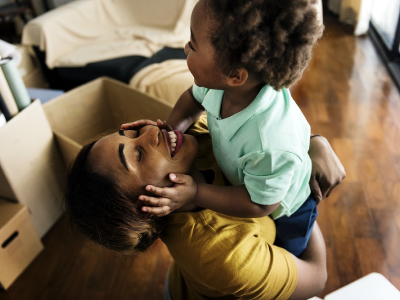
[139,173,280,218]
[166,86,205,133]
[195,182,281,218]
[120,86,204,133]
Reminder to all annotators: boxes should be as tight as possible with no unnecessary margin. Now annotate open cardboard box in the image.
[43,77,174,167]
[0,100,66,238]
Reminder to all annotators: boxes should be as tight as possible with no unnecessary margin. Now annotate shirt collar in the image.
[204,85,277,141]
[202,89,224,118]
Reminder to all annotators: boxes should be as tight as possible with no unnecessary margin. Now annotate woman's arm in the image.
[288,222,327,299]
[309,135,346,203]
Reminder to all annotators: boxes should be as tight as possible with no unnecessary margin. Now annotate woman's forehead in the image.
[87,133,119,170]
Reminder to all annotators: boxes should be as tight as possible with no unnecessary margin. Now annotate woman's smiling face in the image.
[87,125,198,195]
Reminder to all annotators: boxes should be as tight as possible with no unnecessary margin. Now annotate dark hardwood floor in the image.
[2,11,400,300]
[291,10,400,296]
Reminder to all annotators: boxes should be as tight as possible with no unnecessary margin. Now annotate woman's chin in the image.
[176,134,198,159]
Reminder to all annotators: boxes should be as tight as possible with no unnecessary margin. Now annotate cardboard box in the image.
[0,199,44,290]
[0,100,66,238]
[43,77,174,167]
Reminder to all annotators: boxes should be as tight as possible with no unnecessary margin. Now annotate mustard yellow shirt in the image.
[162,211,298,300]
[161,116,298,300]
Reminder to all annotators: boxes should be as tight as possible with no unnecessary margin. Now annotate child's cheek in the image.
[186,58,195,77]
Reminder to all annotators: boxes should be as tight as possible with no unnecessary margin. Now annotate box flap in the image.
[44,77,174,167]
[0,100,65,237]
[44,78,112,145]
[53,129,82,168]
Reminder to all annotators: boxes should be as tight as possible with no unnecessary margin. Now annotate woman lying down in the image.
[64,116,345,300]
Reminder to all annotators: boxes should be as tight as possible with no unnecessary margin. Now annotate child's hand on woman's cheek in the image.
[138,173,198,217]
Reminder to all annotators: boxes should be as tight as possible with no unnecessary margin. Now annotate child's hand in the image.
[121,119,173,131]
[139,173,198,217]
[121,119,157,130]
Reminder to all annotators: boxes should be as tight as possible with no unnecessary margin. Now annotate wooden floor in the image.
[2,11,400,299]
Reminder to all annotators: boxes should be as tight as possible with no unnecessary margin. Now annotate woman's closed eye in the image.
[118,129,143,170]
[118,142,142,170]
[126,129,143,162]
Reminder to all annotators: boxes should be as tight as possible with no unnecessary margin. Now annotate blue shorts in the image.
[274,194,318,257]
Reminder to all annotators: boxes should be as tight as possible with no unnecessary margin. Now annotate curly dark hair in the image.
[63,140,164,255]
[205,0,324,90]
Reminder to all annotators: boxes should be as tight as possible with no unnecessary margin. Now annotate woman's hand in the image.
[138,173,198,217]
[121,119,173,131]
[309,135,346,203]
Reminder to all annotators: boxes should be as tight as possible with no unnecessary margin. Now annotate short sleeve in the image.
[198,223,298,300]
[192,83,209,104]
[239,150,302,205]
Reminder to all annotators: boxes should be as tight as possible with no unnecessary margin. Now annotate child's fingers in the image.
[139,195,172,216]
[145,185,172,197]
[141,205,171,217]
[156,119,174,131]
[120,121,143,129]
[156,120,168,130]
[138,195,170,207]
[121,119,157,129]
[156,119,165,127]
[169,173,190,184]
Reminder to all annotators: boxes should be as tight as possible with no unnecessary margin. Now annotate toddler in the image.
[122,0,324,257]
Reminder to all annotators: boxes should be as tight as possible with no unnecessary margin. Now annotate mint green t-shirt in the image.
[192,84,311,219]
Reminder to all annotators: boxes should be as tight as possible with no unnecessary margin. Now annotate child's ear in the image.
[226,68,248,86]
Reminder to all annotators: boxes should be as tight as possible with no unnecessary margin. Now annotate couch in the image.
[21,0,195,102]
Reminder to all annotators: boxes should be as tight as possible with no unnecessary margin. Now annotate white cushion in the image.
[325,273,400,300]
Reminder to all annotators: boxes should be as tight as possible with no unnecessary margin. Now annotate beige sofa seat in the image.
[130,59,193,105]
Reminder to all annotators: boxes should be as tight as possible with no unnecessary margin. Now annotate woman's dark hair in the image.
[205,0,324,90]
[63,140,164,255]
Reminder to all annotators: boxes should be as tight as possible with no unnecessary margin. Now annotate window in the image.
[369,1,400,88]
[371,0,400,51]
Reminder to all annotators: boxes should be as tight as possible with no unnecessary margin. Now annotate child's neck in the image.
[220,81,264,119]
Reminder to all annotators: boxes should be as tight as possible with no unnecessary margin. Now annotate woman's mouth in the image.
[165,130,184,157]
